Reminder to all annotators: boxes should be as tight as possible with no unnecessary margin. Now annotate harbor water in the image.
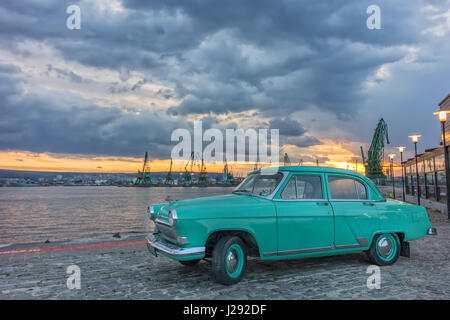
[0,186,234,246]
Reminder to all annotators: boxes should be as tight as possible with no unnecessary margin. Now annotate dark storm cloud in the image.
[0,66,188,158]
[284,136,321,148]
[0,1,435,117]
[269,118,306,136]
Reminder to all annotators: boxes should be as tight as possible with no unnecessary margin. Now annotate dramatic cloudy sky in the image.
[0,0,449,172]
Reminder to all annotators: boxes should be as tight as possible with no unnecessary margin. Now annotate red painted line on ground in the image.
[0,239,147,255]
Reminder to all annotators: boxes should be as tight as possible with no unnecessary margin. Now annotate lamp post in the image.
[409,134,421,205]
[433,110,450,219]
[396,146,406,202]
[388,154,396,199]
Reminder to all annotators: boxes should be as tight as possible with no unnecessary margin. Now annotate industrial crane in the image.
[223,161,234,185]
[135,151,152,186]
[165,158,174,185]
[360,118,390,180]
[198,157,209,185]
[181,152,195,186]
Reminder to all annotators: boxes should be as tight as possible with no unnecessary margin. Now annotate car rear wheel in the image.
[211,235,247,285]
[179,259,201,267]
[366,233,400,266]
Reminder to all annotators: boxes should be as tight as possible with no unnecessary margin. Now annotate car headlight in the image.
[148,206,155,220]
[168,209,177,226]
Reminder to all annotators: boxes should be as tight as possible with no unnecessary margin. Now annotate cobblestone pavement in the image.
[0,212,448,300]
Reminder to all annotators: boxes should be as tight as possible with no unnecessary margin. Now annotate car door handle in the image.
[316,202,329,206]
[363,202,375,206]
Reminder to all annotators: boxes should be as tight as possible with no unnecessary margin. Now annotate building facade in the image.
[404,147,446,202]
[403,93,450,203]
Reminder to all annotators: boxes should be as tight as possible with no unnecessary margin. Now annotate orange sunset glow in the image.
[0,149,379,175]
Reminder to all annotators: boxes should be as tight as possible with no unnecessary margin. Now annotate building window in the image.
[426,174,436,200]
[436,171,447,202]
[419,161,425,173]
[435,154,445,171]
[406,165,411,174]
[425,158,434,173]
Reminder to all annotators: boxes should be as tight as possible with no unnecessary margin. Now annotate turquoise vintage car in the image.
[146,166,436,285]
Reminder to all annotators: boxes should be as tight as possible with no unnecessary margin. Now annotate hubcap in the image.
[377,237,392,258]
[226,249,239,273]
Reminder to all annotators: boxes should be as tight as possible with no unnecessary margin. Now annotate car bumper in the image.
[146,234,205,259]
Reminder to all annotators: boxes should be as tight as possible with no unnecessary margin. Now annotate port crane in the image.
[198,157,209,185]
[181,152,195,186]
[135,151,152,186]
[360,118,390,180]
[165,158,174,185]
[223,161,234,185]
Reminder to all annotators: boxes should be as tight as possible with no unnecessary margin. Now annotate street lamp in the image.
[396,146,406,202]
[433,110,450,219]
[409,134,421,205]
[388,154,396,199]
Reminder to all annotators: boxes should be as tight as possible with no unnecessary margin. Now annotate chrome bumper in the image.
[146,235,205,258]
[155,220,189,245]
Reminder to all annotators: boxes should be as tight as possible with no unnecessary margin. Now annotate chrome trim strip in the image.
[263,237,368,257]
[155,217,172,227]
[334,237,368,249]
[328,199,384,202]
[274,246,334,256]
[146,235,204,257]
[272,198,327,202]
[159,233,189,245]
[170,209,178,227]
[263,252,278,257]
[155,219,188,245]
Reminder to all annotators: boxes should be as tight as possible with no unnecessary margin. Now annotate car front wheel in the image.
[211,235,247,285]
[366,233,400,266]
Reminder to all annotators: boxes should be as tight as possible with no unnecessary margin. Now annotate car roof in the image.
[259,166,367,179]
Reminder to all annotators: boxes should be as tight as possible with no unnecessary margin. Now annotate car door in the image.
[327,174,379,249]
[274,173,334,255]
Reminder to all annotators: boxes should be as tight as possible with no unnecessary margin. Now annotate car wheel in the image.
[179,259,201,267]
[211,235,247,285]
[366,233,400,266]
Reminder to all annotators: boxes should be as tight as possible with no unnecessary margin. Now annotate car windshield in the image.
[233,172,284,197]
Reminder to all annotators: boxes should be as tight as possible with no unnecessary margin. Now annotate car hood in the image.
[158,193,267,219]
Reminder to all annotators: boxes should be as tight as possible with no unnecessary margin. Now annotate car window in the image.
[280,175,323,199]
[234,172,283,196]
[354,180,367,199]
[281,177,296,199]
[235,173,257,193]
[296,175,323,199]
[328,176,367,200]
[252,173,284,196]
